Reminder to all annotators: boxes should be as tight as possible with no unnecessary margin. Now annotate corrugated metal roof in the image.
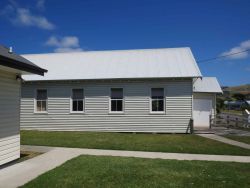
[193,77,222,93]
[22,47,202,81]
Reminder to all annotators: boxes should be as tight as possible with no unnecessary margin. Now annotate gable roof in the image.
[0,45,47,75]
[22,47,202,81]
[193,77,222,93]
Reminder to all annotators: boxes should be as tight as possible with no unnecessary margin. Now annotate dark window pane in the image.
[116,100,123,111]
[37,101,41,111]
[37,90,47,100]
[73,100,78,111]
[152,100,158,111]
[111,100,117,111]
[152,99,164,111]
[111,100,123,111]
[158,100,164,111]
[41,101,47,111]
[151,88,164,99]
[73,89,83,99]
[78,100,83,111]
[111,88,123,99]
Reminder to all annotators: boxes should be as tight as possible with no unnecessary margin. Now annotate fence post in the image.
[227,115,230,129]
[190,118,194,134]
[209,114,212,129]
[244,109,250,128]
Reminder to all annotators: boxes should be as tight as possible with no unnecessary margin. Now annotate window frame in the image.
[150,87,165,114]
[109,88,124,114]
[34,88,48,114]
[70,88,85,114]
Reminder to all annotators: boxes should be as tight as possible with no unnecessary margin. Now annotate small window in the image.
[110,88,123,112]
[151,88,164,112]
[72,89,84,112]
[36,89,47,112]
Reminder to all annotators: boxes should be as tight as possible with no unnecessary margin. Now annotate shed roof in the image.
[0,45,47,75]
[22,47,202,81]
[193,77,222,93]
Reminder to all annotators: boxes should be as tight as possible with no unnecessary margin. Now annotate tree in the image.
[232,93,245,101]
[216,97,225,113]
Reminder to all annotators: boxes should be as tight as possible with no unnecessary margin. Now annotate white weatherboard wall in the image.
[21,79,193,133]
[0,70,20,166]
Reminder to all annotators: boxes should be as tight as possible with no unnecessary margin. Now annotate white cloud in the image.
[1,1,55,30]
[221,40,250,60]
[36,0,45,11]
[15,8,54,29]
[36,0,45,9]
[45,36,83,52]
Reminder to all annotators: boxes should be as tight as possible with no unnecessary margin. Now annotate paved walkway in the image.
[195,126,250,136]
[213,126,250,136]
[0,147,82,188]
[198,134,250,150]
[1,145,250,188]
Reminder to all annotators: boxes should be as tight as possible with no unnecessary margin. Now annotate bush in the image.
[216,97,225,113]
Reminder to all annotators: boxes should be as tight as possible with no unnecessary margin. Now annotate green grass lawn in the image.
[21,131,250,156]
[222,110,243,115]
[21,155,250,188]
[225,136,250,145]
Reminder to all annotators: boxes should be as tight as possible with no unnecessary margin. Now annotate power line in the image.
[197,48,250,64]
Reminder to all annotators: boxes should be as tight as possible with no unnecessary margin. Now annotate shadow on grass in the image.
[0,151,42,170]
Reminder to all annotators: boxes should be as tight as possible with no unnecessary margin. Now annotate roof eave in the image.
[23,76,201,82]
[194,91,223,94]
[0,55,47,76]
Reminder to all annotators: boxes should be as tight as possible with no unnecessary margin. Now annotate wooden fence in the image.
[211,112,250,129]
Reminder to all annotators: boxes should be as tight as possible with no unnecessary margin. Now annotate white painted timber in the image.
[21,79,193,133]
[22,48,201,81]
[0,70,20,166]
[193,93,216,128]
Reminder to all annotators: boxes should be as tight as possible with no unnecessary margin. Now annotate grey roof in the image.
[22,47,202,81]
[193,77,222,93]
[0,45,47,75]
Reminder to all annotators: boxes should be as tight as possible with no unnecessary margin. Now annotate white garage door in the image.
[193,99,212,128]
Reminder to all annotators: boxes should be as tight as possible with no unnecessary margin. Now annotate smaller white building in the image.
[0,46,46,166]
[193,77,222,129]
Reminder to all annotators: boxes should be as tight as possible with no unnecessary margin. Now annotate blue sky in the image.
[0,0,249,86]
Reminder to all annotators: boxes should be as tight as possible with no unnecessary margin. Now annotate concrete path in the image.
[1,145,250,188]
[0,147,83,188]
[198,134,250,150]
[20,145,250,163]
[195,126,250,136]
[212,126,250,136]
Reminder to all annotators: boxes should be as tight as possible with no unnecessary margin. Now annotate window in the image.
[72,89,84,112]
[36,89,47,112]
[110,88,123,112]
[151,88,164,112]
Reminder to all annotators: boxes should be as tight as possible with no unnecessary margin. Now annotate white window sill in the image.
[109,112,125,115]
[70,111,85,114]
[150,111,166,115]
[34,112,48,114]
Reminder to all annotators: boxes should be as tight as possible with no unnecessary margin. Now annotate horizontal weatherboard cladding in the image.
[21,79,192,133]
[0,70,20,165]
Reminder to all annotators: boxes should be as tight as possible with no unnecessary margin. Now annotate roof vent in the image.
[9,46,13,53]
